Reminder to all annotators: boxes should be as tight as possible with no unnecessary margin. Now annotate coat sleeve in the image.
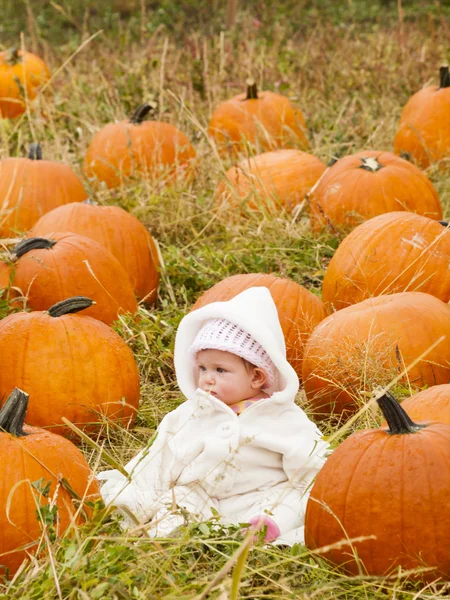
[254,407,330,535]
[281,411,330,491]
[97,412,185,524]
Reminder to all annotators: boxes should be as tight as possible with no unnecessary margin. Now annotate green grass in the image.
[3,0,450,45]
[1,1,450,597]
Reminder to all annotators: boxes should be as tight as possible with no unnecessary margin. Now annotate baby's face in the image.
[195,349,264,405]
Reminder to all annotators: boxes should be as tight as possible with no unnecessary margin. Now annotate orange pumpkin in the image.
[0,260,12,291]
[208,80,309,158]
[31,200,160,304]
[305,392,450,580]
[215,149,326,213]
[302,292,450,419]
[309,150,442,234]
[0,48,50,119]
[11,234,138,325]
[192,273,326,379]
[0,297,140,436]
[400,383,450,425]
[394,65,450,170]
[83,103,196,189]
[0,388,100,577]
[0,143,87,237]
[322,213,450,311]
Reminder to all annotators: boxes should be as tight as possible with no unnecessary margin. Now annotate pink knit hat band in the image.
[190,318,276,388]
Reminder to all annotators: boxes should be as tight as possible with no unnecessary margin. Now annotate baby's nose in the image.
[204,371,215,384]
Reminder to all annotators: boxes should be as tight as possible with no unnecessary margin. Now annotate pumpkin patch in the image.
[2,4,450,596]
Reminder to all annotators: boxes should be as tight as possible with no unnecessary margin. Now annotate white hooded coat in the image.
[99,287,329,544]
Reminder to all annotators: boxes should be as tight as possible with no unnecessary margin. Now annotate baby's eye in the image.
[216,367,226,373]
[198,366,206,372]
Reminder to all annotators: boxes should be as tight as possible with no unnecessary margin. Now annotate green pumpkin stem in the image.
[14,237,56,259]
[47,296,95,317]
[130,103,156,124]
[439,65,450,89]
[377,391,425,435]
[28,143,43,160]
[245,78,258,100]
[0,388,29,437]
[5,47,21,65]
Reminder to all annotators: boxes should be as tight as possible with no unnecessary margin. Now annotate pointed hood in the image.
[174,286,299,404]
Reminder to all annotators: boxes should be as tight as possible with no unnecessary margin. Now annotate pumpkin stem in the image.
[439,65,450,89]
[5,47,21,65]
[130,103,156,124]
[13,237,56,259]
[47,296,95,317]
[28,143,43,161]
[359,157,383,172]
[83,198,98,206]
[0,388,29,437]
[377,391,425,435]
[399,151,412,162]
[245,78,258,100]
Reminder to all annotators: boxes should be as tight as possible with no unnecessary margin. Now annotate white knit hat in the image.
[190,318,276,388]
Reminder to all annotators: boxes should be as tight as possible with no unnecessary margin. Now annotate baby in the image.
[99,286,329,544]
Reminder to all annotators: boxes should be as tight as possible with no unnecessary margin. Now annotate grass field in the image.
[1,1,450,598]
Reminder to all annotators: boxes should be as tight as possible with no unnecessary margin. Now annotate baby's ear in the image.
[252,367,267,389]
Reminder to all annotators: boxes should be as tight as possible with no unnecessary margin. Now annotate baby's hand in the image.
[245,515,280,542]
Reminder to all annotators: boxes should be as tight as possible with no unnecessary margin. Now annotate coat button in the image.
[218,423,233,436]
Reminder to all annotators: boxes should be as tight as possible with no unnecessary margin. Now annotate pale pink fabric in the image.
[247,515,281,542]
[190,318,276,387]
